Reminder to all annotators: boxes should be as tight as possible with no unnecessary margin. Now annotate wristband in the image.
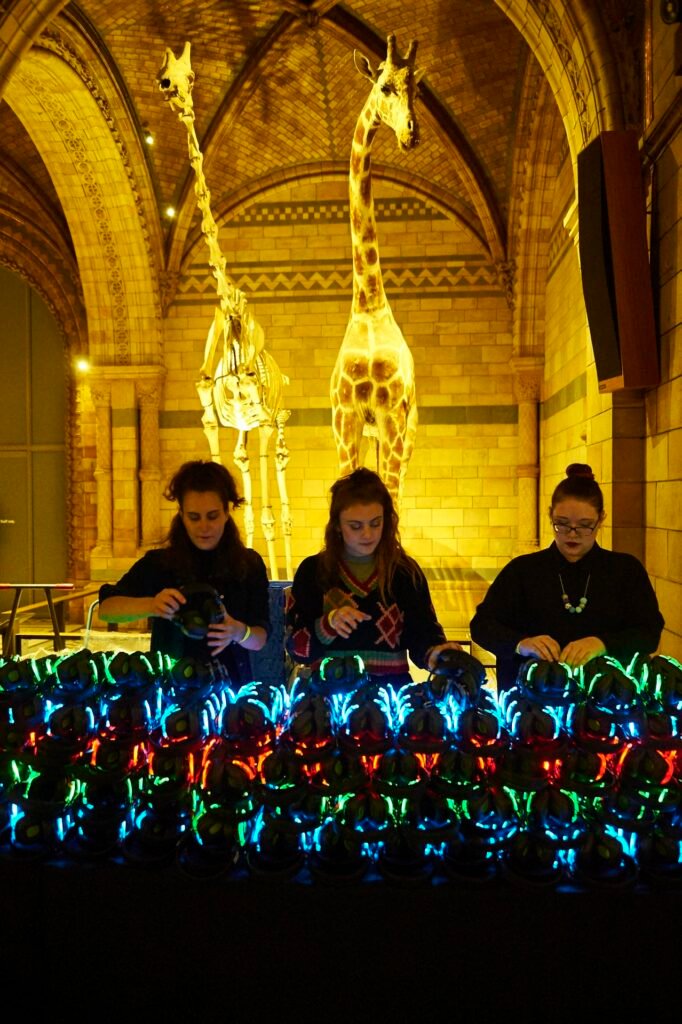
[239,624,251,645]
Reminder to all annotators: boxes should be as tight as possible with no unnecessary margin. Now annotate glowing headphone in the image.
[425,649,486,704]
[172,583,226,639]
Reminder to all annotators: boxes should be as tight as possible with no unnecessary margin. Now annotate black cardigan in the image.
[99,546,270,684]
[469,542,664,690]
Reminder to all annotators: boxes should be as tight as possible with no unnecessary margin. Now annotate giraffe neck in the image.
[349,93,386,316]
[181,107,244,322]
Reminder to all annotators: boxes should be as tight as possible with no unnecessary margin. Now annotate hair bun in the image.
[565,463,595,480]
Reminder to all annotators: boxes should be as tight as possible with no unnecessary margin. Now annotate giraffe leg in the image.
[399,401,418,506]
[376,405,407,508]
[258,424,277,580]
[196,377,222,463]
[274,413,293,580]
[233,431,254,547]
[331,406,364,478]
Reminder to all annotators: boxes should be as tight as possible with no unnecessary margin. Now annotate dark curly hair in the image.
[550,463,604,517]
[319,468,418,601]
[162,461,248,580]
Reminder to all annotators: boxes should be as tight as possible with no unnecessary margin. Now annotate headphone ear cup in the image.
[173,585,225,638]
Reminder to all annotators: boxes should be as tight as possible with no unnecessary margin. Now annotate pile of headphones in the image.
[0,645,680,886]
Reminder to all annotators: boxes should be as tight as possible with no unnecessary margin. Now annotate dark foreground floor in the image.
[1,854,678,1019]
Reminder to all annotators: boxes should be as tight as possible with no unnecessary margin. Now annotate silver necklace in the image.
[559,572,590,614]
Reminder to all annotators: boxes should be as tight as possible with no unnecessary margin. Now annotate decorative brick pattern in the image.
[176,253,500,303]
[231,197,446,226]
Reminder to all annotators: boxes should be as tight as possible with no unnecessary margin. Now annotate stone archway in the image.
[6,50,161,366]
[0,0,69,96]
[495,0,625,171]
[5,48,166,569]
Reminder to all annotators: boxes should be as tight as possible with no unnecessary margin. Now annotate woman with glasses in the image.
[470,463,664,691]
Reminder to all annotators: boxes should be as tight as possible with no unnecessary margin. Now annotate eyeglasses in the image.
[552,520,599,537]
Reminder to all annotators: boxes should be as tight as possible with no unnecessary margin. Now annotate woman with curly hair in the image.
[286,467,459,682]
[99,460,270,682]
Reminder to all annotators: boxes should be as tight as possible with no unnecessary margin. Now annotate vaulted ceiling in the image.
[0,1,645,318]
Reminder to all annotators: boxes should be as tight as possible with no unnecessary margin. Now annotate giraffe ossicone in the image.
[330,33,420,506]
[158,42,293,581]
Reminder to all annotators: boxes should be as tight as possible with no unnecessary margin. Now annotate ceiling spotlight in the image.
[75,358,90,373]
[143,126,155,146]
[165,206,176,219]
[661,0,682,24]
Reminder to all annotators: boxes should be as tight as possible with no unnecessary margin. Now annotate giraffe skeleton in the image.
[158,41,293,580]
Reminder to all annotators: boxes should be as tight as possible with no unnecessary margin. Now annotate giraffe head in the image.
[157,41,195,110]
[354,33,421,150]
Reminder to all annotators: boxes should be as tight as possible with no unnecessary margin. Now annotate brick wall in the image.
[644,18,682,661]
[160,177,515,632]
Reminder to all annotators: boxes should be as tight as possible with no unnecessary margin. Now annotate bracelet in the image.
[328,609,338,632]
[239,624,251,645]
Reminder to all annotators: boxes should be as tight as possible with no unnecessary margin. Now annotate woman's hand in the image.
[151,588,186,619]
[328,605,371,639]
[426,641,464,671]
[559,636,606,667]
[517,635,561,661]
[207,613,249,654]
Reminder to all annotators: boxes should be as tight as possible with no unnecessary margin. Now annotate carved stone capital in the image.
[136,367,166,410]
[137,382,161,407]
[510,356,543,403]
[88,378,112,407]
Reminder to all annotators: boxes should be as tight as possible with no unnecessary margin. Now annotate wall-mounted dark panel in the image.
[578,131,659,392]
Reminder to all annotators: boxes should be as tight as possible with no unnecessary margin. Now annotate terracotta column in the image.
[511,356,543,553]
[89,377,113,556]
[136,370,165,547]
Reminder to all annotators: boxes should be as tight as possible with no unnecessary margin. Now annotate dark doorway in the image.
[0,267,67,609]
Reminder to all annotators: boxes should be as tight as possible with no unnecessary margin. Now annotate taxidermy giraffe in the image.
[158,41,293,580]
[330,33,421,505]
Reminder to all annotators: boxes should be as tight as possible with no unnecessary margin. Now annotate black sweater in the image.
[469,542,664,690]
[99,547,270,683]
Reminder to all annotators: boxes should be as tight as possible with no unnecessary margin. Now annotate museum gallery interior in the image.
[0,0,681,1010]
